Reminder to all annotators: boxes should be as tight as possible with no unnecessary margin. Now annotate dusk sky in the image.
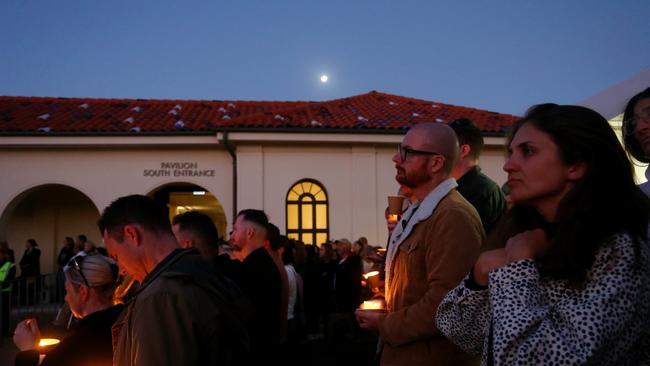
[1,0,649,116]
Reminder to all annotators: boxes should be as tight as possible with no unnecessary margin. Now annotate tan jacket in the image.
[379,190,484,366]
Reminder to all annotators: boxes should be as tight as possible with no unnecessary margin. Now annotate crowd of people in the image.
[2,86,650,365]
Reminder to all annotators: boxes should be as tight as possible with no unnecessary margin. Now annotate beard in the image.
[395,166,431,188]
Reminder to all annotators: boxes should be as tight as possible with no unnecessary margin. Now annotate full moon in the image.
[320,75,328,83]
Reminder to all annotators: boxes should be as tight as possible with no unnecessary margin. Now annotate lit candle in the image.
[38,338,60,355]
[39,338,60,347]
[363,271,379,279]
[388,214,399,222]
[360,300,385,310]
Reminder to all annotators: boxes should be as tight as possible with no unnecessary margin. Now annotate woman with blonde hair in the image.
[13,254,123,366]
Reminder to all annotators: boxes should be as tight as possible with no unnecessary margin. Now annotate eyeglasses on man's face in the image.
[398,144,441,161]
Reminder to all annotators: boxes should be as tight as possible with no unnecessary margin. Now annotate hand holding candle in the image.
[13,318,41,351]
[356,299,387,331]
[360,299,385,311]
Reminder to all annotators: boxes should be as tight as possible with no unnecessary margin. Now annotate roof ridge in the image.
[0,91,519,135]
[0,95,313,106]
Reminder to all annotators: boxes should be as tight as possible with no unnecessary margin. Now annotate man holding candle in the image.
[356,122,484,366]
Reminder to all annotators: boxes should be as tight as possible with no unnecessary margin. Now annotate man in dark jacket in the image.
[99,194,250,366]
[228,209,284,365]
[449,118,506,234]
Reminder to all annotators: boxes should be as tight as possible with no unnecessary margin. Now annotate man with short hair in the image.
[229,209,284,364]
[356,123,484,366]
[449,118,506,234]
[99,194,249,366]
[172,211,221,260]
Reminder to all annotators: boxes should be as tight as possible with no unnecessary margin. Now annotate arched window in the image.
[286,179,329,246]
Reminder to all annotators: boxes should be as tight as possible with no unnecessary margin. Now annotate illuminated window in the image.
[286,179,329,246]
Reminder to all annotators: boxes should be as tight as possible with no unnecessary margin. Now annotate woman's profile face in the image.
[503,122,583,218]
[632,97,650,156]
[64,278,84,318]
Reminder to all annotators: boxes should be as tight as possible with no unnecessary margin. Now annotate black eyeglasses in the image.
[398,144,441,161]
[64,255,90,287]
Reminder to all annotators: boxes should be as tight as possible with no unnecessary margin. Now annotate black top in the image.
[457,166,506,234]
[15,304,124,366]
[332,254,363,312]
[56,247,74,269]
[235,247,283,352]
[19,248,40,277]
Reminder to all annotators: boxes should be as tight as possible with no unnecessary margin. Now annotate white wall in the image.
[480,147,508,186]
[0,135,513,273]
[236,144,401,247]
[0,147,233,273]
[0,148,233,220]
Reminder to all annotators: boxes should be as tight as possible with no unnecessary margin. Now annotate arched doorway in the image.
[0,184,100,275]
[147,183,228,240]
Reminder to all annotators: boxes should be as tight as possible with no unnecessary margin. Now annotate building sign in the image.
[143,162,215,177]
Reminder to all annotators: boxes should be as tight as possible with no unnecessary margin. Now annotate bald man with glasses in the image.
[357,122,484,366]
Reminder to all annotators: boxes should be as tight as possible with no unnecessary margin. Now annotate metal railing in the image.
[1,273,66,338]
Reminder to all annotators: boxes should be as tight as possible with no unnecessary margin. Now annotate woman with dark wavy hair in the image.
[622,86,650,197]
[436,104,650,365]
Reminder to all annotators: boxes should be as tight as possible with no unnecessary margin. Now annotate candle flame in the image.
[363,271,379,279]
[39,338,60,347]
[360,300,385,310]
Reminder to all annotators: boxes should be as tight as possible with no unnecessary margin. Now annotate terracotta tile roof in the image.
[0,91,518,136]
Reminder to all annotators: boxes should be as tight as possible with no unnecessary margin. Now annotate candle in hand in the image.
[360,300,385,310]
[38,338,60,347]
[38,338,61,355]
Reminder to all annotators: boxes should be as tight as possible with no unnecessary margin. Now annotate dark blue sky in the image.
[1,0,649,115]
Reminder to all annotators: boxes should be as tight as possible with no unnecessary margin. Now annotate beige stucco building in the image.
[0,91,517,274]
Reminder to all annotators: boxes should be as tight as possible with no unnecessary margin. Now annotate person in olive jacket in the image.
[99,195,251,366]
